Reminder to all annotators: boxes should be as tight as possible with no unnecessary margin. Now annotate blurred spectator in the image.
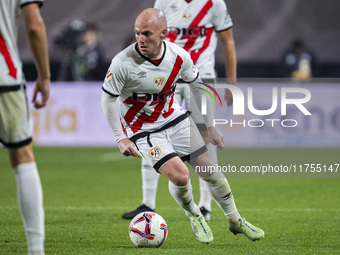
[74,23,104,81]
[54,19,86,81]
[54,21,104,81]
[281,39,317,80]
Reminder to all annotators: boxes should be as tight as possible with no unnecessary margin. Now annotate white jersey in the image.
[0,0,43,90]
[102,41,199,140]
[154,0,233,79]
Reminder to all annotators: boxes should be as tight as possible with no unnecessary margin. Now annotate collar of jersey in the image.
[134,41,166,67]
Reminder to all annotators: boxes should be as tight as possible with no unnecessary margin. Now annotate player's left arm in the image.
[217,28,237,107]
[212,0,237,106]
[190,78,224,149]
[22,3,50,109]
[179,46,224,148]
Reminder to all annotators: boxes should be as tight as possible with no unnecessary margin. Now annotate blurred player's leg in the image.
[3,89,45,255]
[198,143,217,220]
[10,146,45,255]
[141,158,160,210]
[188,86,215,220]
[198,178,212,219]
[121,158,159,219]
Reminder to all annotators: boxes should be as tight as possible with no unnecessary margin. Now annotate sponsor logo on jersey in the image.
[137,71,146,78]
[167,27,207,37]
[182,13,192,22]
[153,77,165,88]
[132,85,176,102]
[149,146,161,158]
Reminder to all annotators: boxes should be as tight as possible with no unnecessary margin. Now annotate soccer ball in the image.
[129,211,168,248]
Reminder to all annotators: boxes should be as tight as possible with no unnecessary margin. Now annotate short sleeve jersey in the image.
[102,41,199,139]
[0,0,43,89]
[154,0,233,79]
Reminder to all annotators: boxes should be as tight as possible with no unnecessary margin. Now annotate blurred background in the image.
[16,0,340,147]
[18,0,340,81]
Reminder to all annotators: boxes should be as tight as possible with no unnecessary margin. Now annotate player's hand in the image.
[118,138,141,157]
[207,126,224,149]
[32,77,50,109]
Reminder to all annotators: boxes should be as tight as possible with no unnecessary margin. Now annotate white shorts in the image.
[134,117,207,172]
[0,86,33,148]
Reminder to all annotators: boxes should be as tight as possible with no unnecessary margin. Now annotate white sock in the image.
[198,144,216,211]
[202,171,240,224]
[13,162,44,254]
[141,158,160,210]
[168,180,200,217]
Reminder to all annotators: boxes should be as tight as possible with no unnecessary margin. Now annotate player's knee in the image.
[9,143,34,168]
[172,170,189,186]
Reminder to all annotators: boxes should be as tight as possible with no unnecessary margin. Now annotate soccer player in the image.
[122,0,236,221]
[0,1,50,254]
[101,8,264,243]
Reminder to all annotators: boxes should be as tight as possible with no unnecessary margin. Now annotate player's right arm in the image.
[101,92,141,158]
[101,58,141,158]
[22,2,50,109]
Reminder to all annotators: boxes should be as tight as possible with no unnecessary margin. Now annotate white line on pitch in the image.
[98,152,131,161]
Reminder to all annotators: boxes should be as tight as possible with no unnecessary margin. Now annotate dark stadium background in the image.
[17,0,340,81]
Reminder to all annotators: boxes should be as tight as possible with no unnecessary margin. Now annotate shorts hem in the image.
[154,152,178,172]
[181,145,207,162]
[0,137,32,148]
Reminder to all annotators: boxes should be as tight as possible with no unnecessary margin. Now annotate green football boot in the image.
[229,218,264,241]
[188,214,213,243]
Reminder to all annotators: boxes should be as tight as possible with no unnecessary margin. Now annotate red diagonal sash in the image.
[125,55,183,133]
[0,32,17,79]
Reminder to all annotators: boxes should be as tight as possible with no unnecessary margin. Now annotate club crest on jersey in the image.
[149,146,161,158]
[182,13,192,22]
[153,77,165,88]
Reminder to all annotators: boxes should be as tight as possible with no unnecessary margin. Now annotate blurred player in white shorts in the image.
[122,0,237,221]
[0,87,33,146]
[102,8,264,243]
[0,1,50,254]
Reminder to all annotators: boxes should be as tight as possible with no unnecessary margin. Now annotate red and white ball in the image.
[129,212,168,248]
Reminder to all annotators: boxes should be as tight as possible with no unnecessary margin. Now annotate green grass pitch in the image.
[0,147,339,254]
